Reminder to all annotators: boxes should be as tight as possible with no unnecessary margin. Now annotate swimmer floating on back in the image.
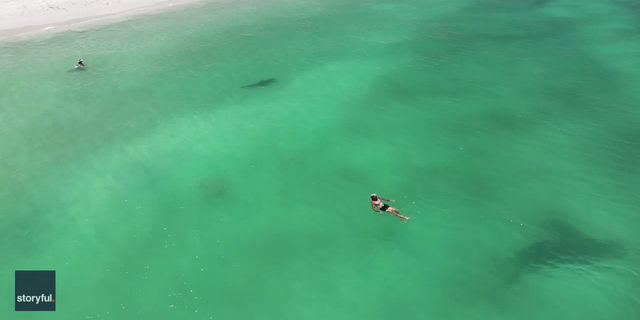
[370,193,410,222]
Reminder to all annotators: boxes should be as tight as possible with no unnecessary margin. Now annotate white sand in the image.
[0,0,208,38]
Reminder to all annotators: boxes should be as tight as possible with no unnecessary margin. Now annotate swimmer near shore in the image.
[370,194,410,222]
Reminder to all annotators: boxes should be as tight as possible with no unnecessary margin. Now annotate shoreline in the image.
[0,0,213,41]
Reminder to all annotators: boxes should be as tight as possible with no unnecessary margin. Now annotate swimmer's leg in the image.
[389,208,410,222]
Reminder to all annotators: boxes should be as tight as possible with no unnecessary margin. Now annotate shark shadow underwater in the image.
[494,219,628,285]
[241,78,277,89]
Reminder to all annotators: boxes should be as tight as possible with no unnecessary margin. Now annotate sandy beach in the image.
[0,0,208,39]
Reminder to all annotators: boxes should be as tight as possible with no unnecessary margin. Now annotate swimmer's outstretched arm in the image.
[379,196,394,202]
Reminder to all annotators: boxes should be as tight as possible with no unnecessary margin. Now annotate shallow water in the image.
[1,0,639,319]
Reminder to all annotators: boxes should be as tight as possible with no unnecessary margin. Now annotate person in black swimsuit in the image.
[370,193,410,222]
[77,59,85,67]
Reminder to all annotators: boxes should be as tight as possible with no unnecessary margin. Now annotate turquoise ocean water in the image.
[1,0,639,319]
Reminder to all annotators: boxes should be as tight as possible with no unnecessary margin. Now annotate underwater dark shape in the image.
[497,219,627,285]
[198,177,231,202]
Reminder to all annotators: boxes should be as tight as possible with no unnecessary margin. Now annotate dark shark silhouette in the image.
[497,219,627,285]
[241,78,277,89]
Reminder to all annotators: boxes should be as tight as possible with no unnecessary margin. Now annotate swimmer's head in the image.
[370,193,377,200]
